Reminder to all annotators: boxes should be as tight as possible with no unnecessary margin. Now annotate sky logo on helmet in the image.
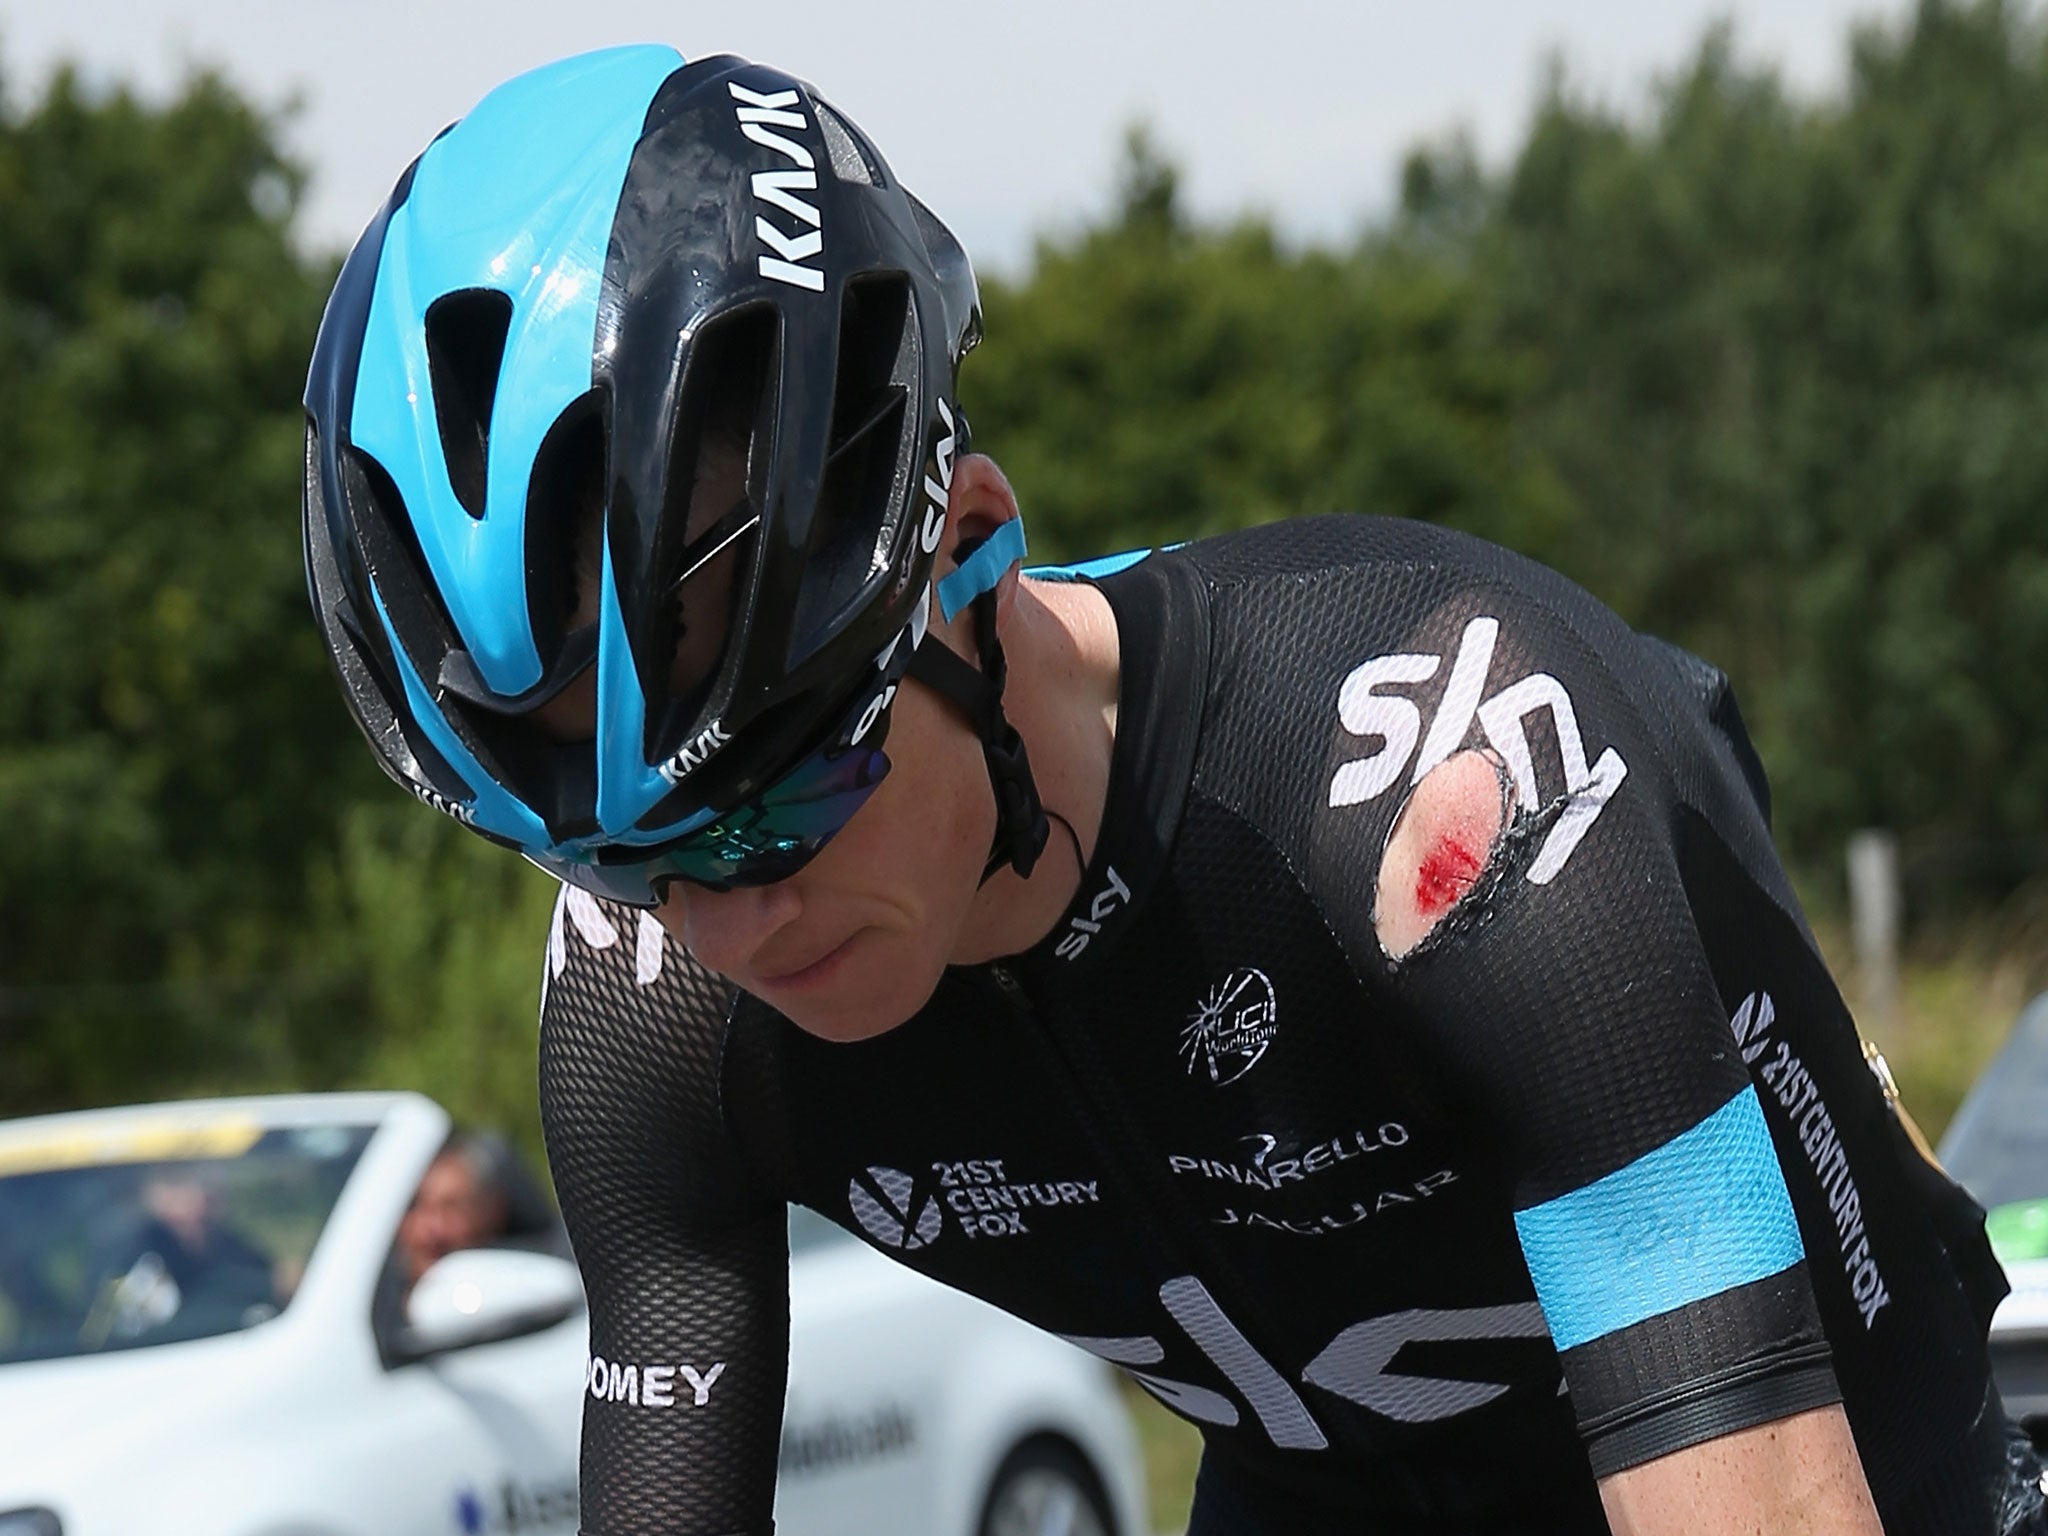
[920,399,960,555]
[730,83,825,292]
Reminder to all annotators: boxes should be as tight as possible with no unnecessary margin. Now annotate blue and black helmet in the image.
[304,47,983,889]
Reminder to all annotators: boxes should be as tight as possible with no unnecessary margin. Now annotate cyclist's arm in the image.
[1600,1405,1881,1535]
[539,886,788,1536]
[1368,605,1869,1520]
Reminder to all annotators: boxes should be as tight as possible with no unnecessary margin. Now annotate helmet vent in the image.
[641,304,777,763]
[789,274,914,665]
[813,97,880,187]
[345,444,463,663]
[522,390,608,673]
[424,288,514,520]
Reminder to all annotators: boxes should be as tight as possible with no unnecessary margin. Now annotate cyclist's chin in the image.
[749,932,943,1043]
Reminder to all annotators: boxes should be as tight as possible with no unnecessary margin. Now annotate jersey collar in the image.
[1022,550,1209,974]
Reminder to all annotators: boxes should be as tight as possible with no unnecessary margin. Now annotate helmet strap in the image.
[907,588,1050,883]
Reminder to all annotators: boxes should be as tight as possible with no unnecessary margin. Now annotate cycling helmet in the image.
[304,47,999,897]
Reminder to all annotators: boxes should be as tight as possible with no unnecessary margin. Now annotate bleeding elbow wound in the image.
[1374,749,1517,961]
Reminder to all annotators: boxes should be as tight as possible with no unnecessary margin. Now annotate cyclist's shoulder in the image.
[537,886,780,1209]
[1156,513,1575,593]
[540,885,737,1036]
[1112,516,1654,684]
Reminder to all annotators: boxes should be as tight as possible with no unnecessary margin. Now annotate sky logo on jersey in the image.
[1181,967,1278,1085]
[1055,864,1131,960]
[1067,1284,1552,1445]
[1328,615,1629,886]
[544,886,668,1017]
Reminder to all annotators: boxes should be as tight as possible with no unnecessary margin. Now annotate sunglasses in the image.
[532,675,898,907]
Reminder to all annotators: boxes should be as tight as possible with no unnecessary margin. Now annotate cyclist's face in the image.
[398,1153,506,1284]
[654,638,994,1040]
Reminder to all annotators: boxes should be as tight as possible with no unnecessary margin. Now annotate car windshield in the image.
[788,1203,851,1257]
[1939,1000,2048,1214]
[0,1114,374,1366]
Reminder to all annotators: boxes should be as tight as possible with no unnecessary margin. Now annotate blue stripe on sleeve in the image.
[1512,1086,1805,1352]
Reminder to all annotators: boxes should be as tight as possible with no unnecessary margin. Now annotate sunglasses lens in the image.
[657,742,890,888]
[532,852,671,908]
[538,658,908,903]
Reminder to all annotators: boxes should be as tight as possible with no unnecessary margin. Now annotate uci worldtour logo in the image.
[731,83,826,292]
[1181,967,1278,1085]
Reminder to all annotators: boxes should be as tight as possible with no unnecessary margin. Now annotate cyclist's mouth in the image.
[756,933,862,992]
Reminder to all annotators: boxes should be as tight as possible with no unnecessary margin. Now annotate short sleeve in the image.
[1362,600,1839,1476]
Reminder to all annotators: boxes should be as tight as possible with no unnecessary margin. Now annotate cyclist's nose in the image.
[669,878,803,979]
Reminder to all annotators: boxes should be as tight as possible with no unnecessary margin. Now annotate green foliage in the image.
[977,0,2048,885]
[1475,0,2048,873]
[0,60,376,1115]
[968,133,1571,565]
[7,1,2048,1133]
[301,804,559,1161]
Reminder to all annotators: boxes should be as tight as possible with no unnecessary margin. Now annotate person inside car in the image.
[395,1133,513,1293]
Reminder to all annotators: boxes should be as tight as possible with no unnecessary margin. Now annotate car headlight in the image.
[0,1510,62,1536]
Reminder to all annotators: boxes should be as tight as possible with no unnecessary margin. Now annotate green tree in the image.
[966,130,1568,566]
[0,59,371,1110]
[11,0,2048,1132]
[1478,0,2048,880]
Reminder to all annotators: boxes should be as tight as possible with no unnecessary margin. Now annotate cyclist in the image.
[303,46,2047,1536]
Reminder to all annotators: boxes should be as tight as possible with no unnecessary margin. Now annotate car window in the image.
[0,1116,374,1365]
[385,1131,569,1315]
[788,1203,852,1257]
[1939,1001,2048,1213]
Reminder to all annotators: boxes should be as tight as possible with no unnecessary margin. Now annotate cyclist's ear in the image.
[935,452,1024,629]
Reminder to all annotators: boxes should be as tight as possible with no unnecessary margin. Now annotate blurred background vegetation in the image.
[2,0,2045,1173]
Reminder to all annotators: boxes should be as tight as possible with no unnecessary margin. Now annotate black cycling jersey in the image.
[538,515,2015,1535]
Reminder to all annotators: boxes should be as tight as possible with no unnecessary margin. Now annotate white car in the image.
[0,1093,1147,1536]
[1936,992,2048,1437]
